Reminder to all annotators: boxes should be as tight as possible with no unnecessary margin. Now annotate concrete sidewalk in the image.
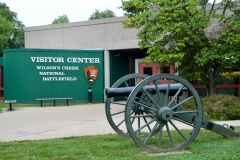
[0,103,116,142]
[0,103,240,142]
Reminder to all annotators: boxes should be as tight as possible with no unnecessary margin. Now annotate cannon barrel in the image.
[105,83,186,98]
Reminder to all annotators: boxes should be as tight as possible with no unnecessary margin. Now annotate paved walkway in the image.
[0,103,116,142]
[0,103,240,142]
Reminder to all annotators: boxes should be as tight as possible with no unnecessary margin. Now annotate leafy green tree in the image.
[0,2,25,56]
[88,9,116,20]
[52,14,69,24]
[120,0,240,96]
[0,16,12,55]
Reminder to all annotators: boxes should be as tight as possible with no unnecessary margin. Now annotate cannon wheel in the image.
[105,73,150,138]
[125,74,203,153]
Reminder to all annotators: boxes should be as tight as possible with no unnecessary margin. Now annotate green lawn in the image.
[0,127,239,160]
[1,101,239,159]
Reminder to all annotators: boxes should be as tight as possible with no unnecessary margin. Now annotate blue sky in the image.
[2,0,125,27]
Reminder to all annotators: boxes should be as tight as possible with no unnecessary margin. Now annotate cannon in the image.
[105,73,240,153]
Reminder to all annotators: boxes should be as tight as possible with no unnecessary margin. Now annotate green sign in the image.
[3,49,104,103]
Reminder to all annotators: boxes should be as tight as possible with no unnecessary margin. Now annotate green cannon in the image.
[105,73,240,153]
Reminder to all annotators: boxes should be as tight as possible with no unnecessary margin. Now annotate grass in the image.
[0,127,239,160]
[1,101,239,159]
[0,100,89,113]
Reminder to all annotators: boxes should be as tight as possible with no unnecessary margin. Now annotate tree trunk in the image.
[199,62,220,96]
[200,75,215,96]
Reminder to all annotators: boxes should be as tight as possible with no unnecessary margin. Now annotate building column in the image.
[135,59,142,73]
[104,50,110,101]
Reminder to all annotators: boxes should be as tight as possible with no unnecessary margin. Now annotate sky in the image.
[2,0,223,28]
[2,0,125,27]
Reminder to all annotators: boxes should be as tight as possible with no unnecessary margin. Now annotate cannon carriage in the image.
[105,73,240,153]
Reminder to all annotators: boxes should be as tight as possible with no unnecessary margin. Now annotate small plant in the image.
[202,94,240,120]
[182,94,240,120]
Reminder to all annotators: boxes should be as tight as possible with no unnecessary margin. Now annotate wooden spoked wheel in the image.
[125,74,203,153]
[105,74,149,138]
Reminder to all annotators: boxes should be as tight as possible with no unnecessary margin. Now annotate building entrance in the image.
[137,60,174,84]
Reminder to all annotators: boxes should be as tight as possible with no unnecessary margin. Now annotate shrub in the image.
[181,94,240,120]
[202,94,240,120]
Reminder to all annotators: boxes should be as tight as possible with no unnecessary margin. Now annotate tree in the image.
[0,2,25,56]
[0,16,12,55]
[120,0,240,96]
[52,14,69,24]
[88,9,116,20]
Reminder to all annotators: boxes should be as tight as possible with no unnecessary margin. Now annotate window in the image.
[218,88,238,96]
[144,67,152,75]
[161,67,170,73]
